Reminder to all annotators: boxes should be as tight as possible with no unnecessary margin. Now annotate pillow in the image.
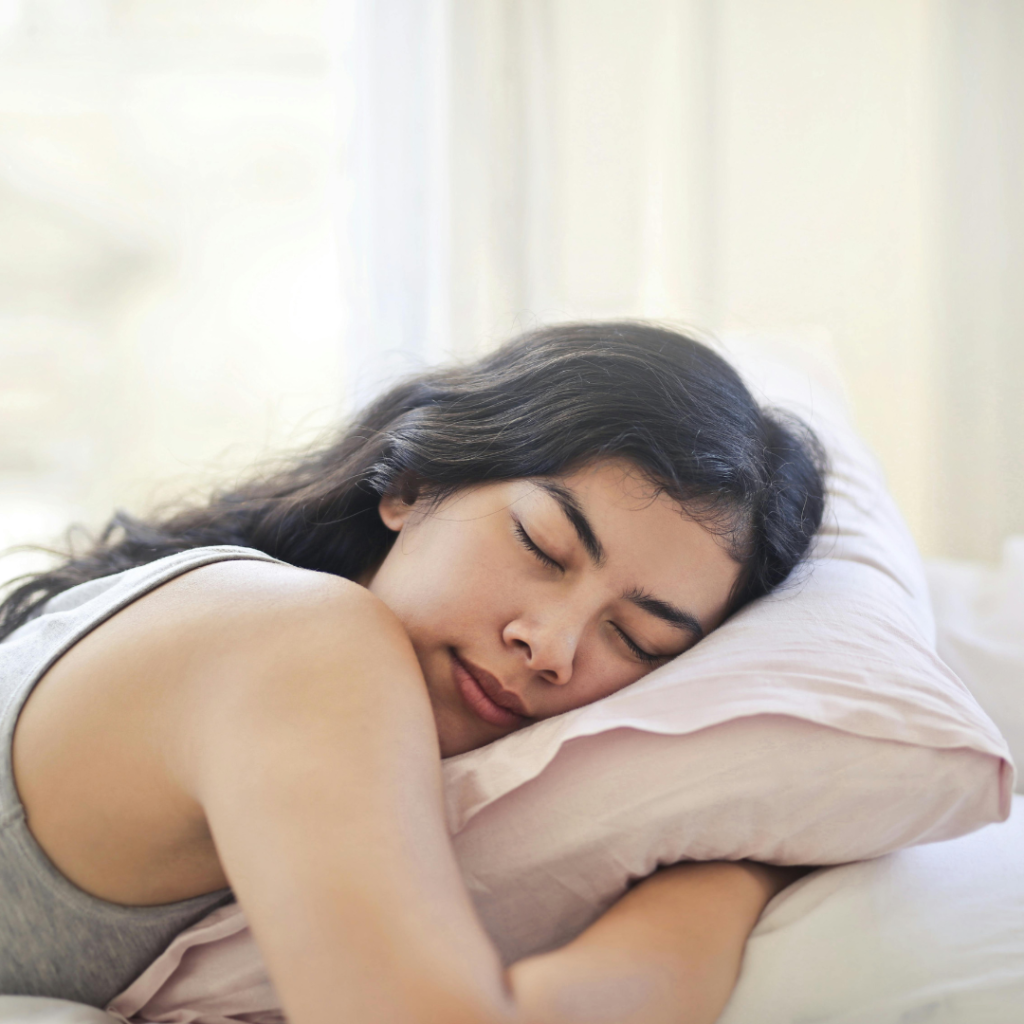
[439,331,1013,961]
[719,793,1024,1024]
[927,536,1024,793]
[107,796,1024,1024]
[453,718,1006,963]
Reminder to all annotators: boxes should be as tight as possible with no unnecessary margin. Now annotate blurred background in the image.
[1,0,1021,587]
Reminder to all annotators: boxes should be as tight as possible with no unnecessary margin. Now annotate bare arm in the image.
[509,862,800,1024]
[173,569,514,1024]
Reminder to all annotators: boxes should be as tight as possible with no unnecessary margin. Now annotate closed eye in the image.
[512,517,563,572]
[612,623,664,665]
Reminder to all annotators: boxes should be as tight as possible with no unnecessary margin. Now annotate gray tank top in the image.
[0,545,283,1008]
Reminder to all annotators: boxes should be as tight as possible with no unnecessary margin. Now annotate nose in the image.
[502,611,578,686]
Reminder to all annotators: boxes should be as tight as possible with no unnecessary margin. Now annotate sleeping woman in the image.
[0,322,825,1024]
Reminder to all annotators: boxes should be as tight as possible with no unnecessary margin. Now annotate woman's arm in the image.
[170,565,515,1024]
[509,861,800,1024]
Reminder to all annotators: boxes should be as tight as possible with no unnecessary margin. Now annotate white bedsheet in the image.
[720,795,1024,1024]
[0,998,113,1022]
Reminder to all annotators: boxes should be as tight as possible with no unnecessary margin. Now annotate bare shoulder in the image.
[147,557,423,726]
[12,557,422,907]
[80,557,413,693]
[145,557,399,638]
[72,556,427,788]
[151,557,418,701]
[30,557,411,724]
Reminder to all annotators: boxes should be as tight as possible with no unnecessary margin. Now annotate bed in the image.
[0,541,1020,1024]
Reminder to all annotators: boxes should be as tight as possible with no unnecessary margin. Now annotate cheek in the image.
[376,520,522,638]
[542,632,646,716]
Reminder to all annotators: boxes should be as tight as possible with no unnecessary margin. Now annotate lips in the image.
[451,652,531,728]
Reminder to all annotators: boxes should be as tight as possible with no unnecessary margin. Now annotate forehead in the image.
[540,461,713,549]
[556,459,673,515]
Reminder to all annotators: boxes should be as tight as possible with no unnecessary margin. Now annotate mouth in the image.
[450,651,531,729]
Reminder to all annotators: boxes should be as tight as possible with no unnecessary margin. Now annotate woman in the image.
[0,322,825,1024]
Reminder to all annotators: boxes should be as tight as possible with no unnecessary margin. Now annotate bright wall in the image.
[1,0,1021,592]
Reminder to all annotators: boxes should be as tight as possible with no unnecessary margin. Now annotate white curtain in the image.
[343,0,1024,561]
[0,2,344,584]
[1,1,1020,571]
[345,0,719,403]
[343,0,558,406]
[934,0,1024,559]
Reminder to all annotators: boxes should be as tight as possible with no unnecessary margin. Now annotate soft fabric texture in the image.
[927,535,1024,793]
[104,798,1024,1024]
[0,997,118,1023]
[0,546,280,1008]
[98,336,1019,1023]
[719,794,1024,1024]
[106,910,281,1024]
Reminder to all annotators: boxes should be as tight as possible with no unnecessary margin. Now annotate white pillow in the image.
[927,536,1024,793]
[719,793,1024,1024]
[438,333,1013,960]
[453,717,1005,963]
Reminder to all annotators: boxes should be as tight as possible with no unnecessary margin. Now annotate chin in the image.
[438,726,484,758]
[437,715,500,758]
[432,703,475,758]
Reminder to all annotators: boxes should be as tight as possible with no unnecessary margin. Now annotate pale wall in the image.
[1,0,1020,590]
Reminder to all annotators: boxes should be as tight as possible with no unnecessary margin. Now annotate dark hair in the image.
[0,322,826,642]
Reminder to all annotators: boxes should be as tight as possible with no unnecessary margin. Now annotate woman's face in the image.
[366,460,742,756]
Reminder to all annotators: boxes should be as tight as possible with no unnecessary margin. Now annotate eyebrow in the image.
[624,587,706,641]
[536,480,605,565]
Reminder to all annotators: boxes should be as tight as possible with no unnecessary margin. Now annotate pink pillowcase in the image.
[107,336,1014,1022]
[438,336,1012,960]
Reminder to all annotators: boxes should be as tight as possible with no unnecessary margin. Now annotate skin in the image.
[11,458,795,1024]
[367,460,742,756]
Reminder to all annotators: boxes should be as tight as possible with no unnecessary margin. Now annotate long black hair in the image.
[0,322,827,642]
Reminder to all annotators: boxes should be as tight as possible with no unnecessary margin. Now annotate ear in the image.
[378,491,417,532]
